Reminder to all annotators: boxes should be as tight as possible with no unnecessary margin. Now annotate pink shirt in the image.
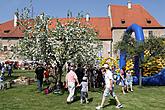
[66,70,78,83]
[120,69,125,79]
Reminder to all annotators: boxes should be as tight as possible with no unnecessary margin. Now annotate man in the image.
[75,64,85,83]
[35,63,46,92]
[96,64,123,109]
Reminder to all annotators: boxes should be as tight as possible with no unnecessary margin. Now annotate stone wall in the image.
[0,38,19,60]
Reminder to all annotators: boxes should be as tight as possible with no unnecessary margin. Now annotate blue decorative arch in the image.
[119,24,144,77]
[119,24,165,85]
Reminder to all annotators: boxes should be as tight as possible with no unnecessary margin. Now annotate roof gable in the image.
[110,4,163,28]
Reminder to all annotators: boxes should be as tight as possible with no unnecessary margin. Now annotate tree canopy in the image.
[14,7,102,81]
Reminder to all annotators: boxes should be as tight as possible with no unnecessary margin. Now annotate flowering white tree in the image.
[50,19,101,81]
[15,7,102,82]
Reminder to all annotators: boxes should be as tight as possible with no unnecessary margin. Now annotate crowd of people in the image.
[0,60,134,109]
[33,62,135,109]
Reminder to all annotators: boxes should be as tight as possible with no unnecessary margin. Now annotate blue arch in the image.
[119,24,144,75]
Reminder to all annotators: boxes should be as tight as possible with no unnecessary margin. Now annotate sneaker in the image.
[96,105,102,110]
[67,102,71,104]
[80,100,83,104]
[116,104,123,108]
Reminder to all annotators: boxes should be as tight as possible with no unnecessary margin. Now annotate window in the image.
[4,30,10,33]
[121,19,125,24]
[146,18,151,24]
[149,31,153,37]
[4,46,8,51]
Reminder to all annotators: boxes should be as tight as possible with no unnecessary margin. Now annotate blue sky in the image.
[0,0,165,26]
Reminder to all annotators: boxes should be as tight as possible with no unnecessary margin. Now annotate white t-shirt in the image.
[104,69,114,88]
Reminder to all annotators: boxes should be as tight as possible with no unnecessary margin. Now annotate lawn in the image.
[0,70,165,110]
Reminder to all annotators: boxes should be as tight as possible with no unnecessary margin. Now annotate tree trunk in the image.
[58,66,63,83]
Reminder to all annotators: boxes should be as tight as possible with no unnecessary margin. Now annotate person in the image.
[75,64,85,83]
[96,64,123,110]
[120,67,127,94]
[116,69,121,85]
[92,67,98,88]
[65,65,80,104]
[80,76,89,104]
[35,63,46,92]
[125,70,133,92]
[8,64,12,77]
[44,66,50,84]
[1,63,5,77]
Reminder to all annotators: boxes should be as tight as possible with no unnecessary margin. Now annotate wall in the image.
[0,38,19,60]
[101,40,112,58]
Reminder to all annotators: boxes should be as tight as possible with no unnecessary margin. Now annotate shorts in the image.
[121,79,126,87]
[103,87,116,98]
[126,80,132,86]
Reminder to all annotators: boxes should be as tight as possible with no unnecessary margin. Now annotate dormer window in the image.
[146,18,151,24]
[121,19,125,24]
[4,30,10,33]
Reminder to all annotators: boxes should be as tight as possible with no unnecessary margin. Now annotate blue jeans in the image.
[8,69,12,76]
[37,79,43,92]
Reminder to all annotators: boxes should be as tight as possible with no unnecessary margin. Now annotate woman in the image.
[65,65,80,103]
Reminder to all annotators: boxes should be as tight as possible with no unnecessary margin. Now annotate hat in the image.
[82,77,87,81]
[102,63,109,69]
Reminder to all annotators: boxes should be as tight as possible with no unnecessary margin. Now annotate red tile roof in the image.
[50,17,112,39]
[0,20,23,38]
[0,17,112,39]
[110,4,164,28]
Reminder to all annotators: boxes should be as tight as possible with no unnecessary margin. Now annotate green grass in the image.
[0,70,165,110]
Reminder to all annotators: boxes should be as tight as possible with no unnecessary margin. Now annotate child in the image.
[80,76,89,104]
[120,67,126,94]
[126,70,133,92]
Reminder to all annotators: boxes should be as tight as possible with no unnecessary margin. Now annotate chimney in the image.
[85,13,90,22]
[127,0,132,9]
[14,12,18,27]
[107,4,111,17]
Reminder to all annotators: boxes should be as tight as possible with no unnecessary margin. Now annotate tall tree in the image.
[15,7,102,82]
[49,19,101,81]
